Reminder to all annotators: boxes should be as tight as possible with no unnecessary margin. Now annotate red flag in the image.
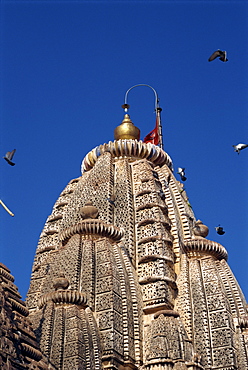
[143,115,160,145]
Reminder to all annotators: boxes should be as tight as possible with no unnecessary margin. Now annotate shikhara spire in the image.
[1,94,247,370]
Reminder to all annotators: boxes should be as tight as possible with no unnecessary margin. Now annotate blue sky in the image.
[1,0,247,300]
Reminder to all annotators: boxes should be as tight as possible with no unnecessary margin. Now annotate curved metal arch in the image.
[124,84,159,111]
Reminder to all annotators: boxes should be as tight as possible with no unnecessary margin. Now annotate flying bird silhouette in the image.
[215,225,225,235]
[0,199,14,216]
[152,171,159,179]
[3,149,16,166]
[177,167,187,181]
[182,212,194,222]
[106,196,116,207]
[157,189,166,200]
[232,143,248,154]
[208,50,228,62]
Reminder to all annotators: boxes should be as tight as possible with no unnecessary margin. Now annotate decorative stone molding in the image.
[139,276,176,288]
[81,140,173,172]
[80,200,99,219]
[192,220,209,238]
[0,263,48,369]
[21,342,43,361]
[53,273,70,291]
[184,238,228,260]
[138,254,174,265]
[38,290,87,308]
[239,314,248,331]
[0,263,14,282]
[154,310,180,318]
[59,219,124,242]
[9,297,29,317]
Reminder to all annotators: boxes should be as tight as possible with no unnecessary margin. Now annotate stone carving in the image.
[80,200,99,219]
[2,125,246,369]
[192,220,209,238]
[0,263,47,369]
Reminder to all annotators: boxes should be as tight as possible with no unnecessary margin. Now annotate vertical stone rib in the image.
[95,238,124,361]
[114,159,135,264]
[119,245,143,365]
[131,160,175,312]
[189,259,211,368]
[50,306,65,369]
[174,254,193,340]
[112,244,136,363]
[80,239,95,308]
[156,165,195,262]
[38,302,55,360]
[216,259,247,317]
[85,307,102,370]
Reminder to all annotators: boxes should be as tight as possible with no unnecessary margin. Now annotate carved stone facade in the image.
[0,263,47,369]
[1,119,248,369]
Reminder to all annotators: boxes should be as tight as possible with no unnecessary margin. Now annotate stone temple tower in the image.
[24,106,248,370]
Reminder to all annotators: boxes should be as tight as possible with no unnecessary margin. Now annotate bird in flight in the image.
[106,196,116,207]
[177,167,187,181]
[215,225,225,235]
[3,149,16,166]
[163,174,171,188]
[232,143,248,154]
[0,199,14,216]
[157,189,166,200]
[208,50,228,62]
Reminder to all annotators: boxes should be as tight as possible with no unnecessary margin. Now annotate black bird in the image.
[163,175,171,188]
[106,196,116,207]
[182,212,194,222]
[163,180,169,189]
[232,143,248,154]
[215,225,225,235]
[177,167,187,181]
[3,149,16,166]
[208,49,228,62]
[158,189,166,200]
[152,171,159,179]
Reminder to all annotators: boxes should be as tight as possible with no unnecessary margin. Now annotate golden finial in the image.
[114,114,140,141]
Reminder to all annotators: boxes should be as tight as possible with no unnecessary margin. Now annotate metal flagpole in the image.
[155,105,163,150]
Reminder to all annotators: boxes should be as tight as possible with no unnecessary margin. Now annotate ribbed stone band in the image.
[0,265,15,282]
[21,342,42,361]
[59,219,124,242]
[184,238,228,260]
[38,290,87,308]
[239,315,248,330]
[81,139,173,172]
[9,297,29,317]
[154,310,180,318]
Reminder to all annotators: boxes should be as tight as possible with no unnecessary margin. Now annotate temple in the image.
[1,105,248,369]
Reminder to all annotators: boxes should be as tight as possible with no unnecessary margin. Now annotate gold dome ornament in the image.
[114,114,140,140]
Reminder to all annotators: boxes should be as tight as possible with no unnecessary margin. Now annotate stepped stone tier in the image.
[2,113,247,369]
[0,263,48,369]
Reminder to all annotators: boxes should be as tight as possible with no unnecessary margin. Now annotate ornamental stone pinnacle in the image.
[1,107,247,370]
[192,219,209,238]
[80,200,99,219]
